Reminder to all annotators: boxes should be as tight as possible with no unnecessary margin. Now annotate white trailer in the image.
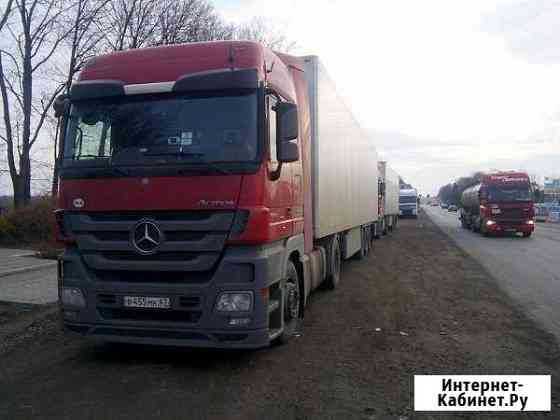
[378,161,400,234]
[302,56,378,259]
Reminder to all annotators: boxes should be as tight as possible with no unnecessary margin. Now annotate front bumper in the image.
[484,221,535,234]
[59,241,289,349]
[63,321,270,349]
[399,208,417,216]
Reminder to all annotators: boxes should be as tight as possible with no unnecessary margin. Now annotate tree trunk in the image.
[13,154,31,208]
[12,175,28,208]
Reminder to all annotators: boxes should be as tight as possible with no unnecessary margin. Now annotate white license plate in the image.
[123,296,171,309]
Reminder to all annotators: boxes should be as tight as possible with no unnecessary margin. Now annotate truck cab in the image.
[399,188,418,218]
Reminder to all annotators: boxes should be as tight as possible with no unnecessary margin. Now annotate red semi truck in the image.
[53,41,379,348]
[459,172,535,237]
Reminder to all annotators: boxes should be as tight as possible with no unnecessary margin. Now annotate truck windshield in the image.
[63,92,258,168]
[487,186,532,202]
[400,196,417,204]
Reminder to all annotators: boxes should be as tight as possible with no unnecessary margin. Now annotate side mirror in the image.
[276,102,299,162]
[277,141,299,162]
[53,94,70,118]
[276,102,298,141]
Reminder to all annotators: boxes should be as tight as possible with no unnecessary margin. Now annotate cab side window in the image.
[267,95,278,163]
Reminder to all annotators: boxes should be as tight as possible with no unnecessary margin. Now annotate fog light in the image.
[61,287,86,308]
[216,292,253,312]
[486,220,496,226]
[229,317,251,326]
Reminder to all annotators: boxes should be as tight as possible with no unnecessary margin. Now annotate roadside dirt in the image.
[0,212,558,419]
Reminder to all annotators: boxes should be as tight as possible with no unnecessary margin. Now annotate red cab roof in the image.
[78,41,297,101]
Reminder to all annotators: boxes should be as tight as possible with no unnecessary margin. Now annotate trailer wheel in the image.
[356,226,370,259]
[323,236,341,290]
[276,261,301,344]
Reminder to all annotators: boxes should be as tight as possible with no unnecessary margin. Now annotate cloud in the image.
[482,0,560,64]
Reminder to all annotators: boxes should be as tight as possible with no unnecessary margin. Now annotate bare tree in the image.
[235,17,297,52]
[98,0,161,51]
[98,0,234,51]
[0,0,14,31]
[0,0,74,207]
[155,0,234,45]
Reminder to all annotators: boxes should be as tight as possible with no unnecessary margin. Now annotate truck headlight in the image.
[61,287,86,308]
[215,292,253,312]
[486,220,496,226]
[527,220,535,225]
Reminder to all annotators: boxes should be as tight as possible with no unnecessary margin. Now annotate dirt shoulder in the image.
[0,213,558,419]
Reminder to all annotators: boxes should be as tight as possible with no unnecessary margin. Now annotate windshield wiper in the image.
[143,150,205,157]
[64,155,110,160]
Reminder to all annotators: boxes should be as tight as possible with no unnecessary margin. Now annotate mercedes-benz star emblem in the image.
[131,219,163,255]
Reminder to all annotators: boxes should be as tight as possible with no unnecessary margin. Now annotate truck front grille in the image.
[66,210,235,275]
[93,270,212,284]
[495,208,527,221]
[98,308,202,323]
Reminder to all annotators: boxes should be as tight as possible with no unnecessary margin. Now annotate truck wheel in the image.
[323,236,341,290]
[471,219,478,233]
[276,261,301,344]
[523,232,532,238]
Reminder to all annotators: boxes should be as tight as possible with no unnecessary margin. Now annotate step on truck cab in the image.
[53,41,379,348]
[460,172,535,237]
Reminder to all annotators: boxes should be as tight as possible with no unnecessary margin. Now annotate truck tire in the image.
[523,232,532,238]
[276,260,301,344]
[323,236,341,290]
[471,218,478,233]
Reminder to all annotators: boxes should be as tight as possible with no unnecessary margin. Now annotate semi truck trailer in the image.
[53,41,378,349]
[460,172,535,237]
[377,161,400,235]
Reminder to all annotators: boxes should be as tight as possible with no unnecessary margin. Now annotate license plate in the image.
[123,296,171,309]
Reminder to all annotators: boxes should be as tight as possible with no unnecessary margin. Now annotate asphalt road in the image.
[0,248,57,304]
[1,216,559,419]
[424,205,560,342]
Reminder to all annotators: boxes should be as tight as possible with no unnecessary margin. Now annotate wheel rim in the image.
[285,281,300,321]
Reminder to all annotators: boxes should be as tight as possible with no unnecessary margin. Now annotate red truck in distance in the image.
[459,172,535,237]
[53,41,379,349]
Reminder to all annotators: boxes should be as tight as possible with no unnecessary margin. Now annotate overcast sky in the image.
[2,0,559,196]
[216,0,560,195]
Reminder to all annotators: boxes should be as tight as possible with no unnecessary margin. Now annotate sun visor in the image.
[173,68,258,92]
[70,80,125,101]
